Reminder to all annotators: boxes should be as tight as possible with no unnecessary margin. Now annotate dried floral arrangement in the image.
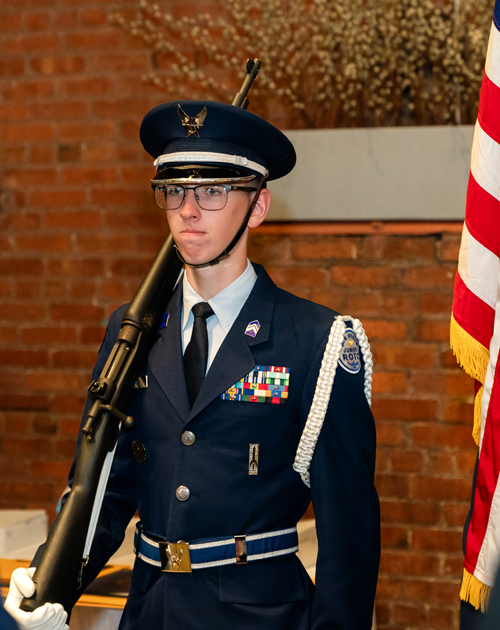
[110,0,493,128]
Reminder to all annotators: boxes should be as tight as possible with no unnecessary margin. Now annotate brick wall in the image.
[0,2,475,629]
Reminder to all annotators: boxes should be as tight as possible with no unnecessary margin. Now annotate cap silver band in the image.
[154,151,269,177]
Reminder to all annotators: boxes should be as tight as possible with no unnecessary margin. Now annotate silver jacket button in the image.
[176,486,190,501]
[181,431,196,446]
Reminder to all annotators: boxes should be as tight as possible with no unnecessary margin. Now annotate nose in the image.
[178,188,200,217]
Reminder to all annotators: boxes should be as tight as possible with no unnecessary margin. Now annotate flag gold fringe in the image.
[450,315,489,384]
[460,568,491,612]
[473,385,484,446]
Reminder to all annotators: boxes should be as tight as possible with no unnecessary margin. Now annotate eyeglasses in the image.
[152,184,258,211]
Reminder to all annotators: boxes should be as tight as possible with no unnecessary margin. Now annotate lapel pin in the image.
[245,320,260,338]
[160,313,169,329]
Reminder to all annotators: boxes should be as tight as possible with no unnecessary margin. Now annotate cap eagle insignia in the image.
[177,104,208,138]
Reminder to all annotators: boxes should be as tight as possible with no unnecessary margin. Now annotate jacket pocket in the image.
[218,561,307,604]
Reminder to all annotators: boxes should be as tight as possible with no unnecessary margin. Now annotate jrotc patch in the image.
[221,365,290,404]
[339,329,361,374]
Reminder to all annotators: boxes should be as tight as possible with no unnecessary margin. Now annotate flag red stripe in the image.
[478,71,500,147]
[465,173,500,257]
[465,353,500,573]
[452,272,495,349]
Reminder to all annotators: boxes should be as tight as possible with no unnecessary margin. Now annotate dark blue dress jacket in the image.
[58,264,380,630]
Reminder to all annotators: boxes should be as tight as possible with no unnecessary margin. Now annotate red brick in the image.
[0,58,25,76]
[65,31,123,50]
[104,210,163,230]
[407,579,460,604]
[48,259,103,277]
[20,327,77,344]
[1,146,25,164]
[1,79,54,100]
[61,166,117,185]
[16,235,72,252]
[363,235,435,260]
[439,235,461,261]
[50,394,86,414]
[331,266,400,287]
[58,121,115,141]
[373,344,437,369]
[31,56,85,74]
[100,280,128,299]
[52,350,97,369]
[0,14,22,30]
[81,326,106,344]
[1,303,46,320]
[443,502,470,527]
[405,266,455,288]
[0,327,17,343]
[136,235,166,253]
[376,421,406,446]
[344,290,382,316]
[412,528,463,552]
[54,10,78,28]
[1,482,52,502]
[81,9,109,26]
[309,289,345,311]
[46,211,100,228]
[420,292,453,315]
[0,103,28,121]
[59,76,113,97]
[29,144,54,163]
[4,168,56,187]
[1,437,52,457]
[0,350,48,368]
[428,451,454,474]
[376,576,405,599]
[59,418,81,435]
[372,372,407,394]
[411,425,475,449]
[109,258,155,278]
[4,34,60,54]
[391,449,424,473]
[33,190,86,208]
[444,373,474,396]
[89,52,150,73]
[50,304,104,322]
[380,504,440,525]
[15,280,40,298]
[92,98,151,119]
[33,416,58,434]
[91,187,150,207]
[411,477,472,501]
[456,450,476,475]
[4,413,31,434]
[1,122,54,142]
[26,371,87,392]
[392,604,428,627]
[0,394,49,411]
[375,474,409,498]
[363,319,407,340]
[380,551,440,576]
[380,292,417,316]
[0,258,42,276]
[76,234,134,253]
[30,101,88,120]
[82,143,115,163]
[269,266,328,289]
[417,319,453,341]
[292,237,360,260]
[71,280,96,299]
[31,460,70,480]
[372,398,437,421]
[5,213,40,230]
[25,12,51,30]
[381,525,409,549]
[429,606,458,629]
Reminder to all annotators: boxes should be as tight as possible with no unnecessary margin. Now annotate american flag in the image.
[451,0,500,611]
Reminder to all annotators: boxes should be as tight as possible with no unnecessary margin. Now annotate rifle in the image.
[21,58,262,616]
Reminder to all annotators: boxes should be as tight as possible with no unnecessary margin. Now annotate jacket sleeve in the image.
[32,306,138,592]
[300,326,380,630]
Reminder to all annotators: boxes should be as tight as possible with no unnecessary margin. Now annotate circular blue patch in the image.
[339,329,361,374]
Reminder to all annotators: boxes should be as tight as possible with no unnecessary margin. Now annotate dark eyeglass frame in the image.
[152,183,258,211]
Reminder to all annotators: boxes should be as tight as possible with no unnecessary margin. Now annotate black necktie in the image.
[183,302,214,406]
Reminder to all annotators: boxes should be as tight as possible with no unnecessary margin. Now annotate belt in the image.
[134,522,299,573]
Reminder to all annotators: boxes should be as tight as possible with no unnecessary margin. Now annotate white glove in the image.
[4,568,69,630]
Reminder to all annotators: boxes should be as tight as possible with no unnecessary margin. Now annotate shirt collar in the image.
[182,260,257,334]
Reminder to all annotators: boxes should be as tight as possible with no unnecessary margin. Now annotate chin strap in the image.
[174,177,266,269]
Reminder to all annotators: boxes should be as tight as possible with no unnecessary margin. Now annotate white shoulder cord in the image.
[293,316,373,488]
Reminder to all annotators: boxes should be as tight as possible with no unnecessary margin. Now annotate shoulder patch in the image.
[339,328,361,374]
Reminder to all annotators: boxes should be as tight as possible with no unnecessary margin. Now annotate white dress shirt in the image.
[181,259,258,372]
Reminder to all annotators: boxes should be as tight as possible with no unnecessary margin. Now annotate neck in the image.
[185,236,249,300]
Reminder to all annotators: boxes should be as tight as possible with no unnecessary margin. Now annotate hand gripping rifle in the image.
[21,58,261,616]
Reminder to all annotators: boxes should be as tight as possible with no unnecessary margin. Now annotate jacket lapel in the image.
[188,266,277,421]
[148,282,191,422]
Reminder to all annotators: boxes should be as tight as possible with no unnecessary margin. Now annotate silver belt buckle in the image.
[160,540,192,573]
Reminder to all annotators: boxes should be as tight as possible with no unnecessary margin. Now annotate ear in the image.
[247,188,271,229]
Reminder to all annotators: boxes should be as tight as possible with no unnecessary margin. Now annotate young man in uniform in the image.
[6,100,380,630]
